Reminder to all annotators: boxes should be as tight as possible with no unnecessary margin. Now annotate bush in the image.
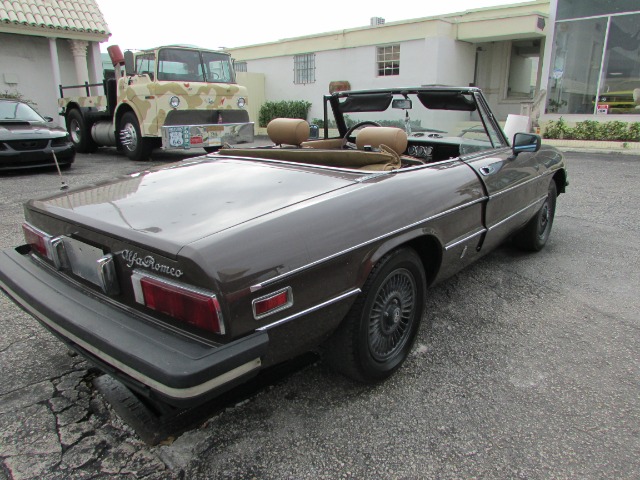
[258,101,312,127]
[598,121,628,141]
[572,120,599,140]
[544,117,571,139]
[543,119,640,142]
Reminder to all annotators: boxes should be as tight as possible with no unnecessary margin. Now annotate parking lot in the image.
[0,148,639,479]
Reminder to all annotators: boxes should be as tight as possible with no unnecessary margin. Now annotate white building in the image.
[228,1,551,125]
[0,0,110,123]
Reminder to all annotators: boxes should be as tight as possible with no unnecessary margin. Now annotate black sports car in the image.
[0,99,75,171]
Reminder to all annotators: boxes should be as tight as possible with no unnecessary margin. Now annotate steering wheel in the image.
[343,121,381,142]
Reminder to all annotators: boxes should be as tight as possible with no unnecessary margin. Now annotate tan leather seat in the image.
[355,127,408,155]
[267,118,310,147]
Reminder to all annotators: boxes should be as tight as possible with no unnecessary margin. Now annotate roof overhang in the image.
[456,13,547,42]
[0,23,109,42]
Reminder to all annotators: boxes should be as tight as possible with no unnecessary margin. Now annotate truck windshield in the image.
[156,48,235,83]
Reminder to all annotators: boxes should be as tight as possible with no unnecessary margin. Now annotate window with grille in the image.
[235,61,247,73]
[294,53,316,84]
[377,45,400,76]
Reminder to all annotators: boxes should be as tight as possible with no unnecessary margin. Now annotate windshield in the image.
[156,48,235,83]
[0,101,44,122]
[325,91,506,153]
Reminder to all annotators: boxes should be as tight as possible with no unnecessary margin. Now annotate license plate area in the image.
[62,237,119,295]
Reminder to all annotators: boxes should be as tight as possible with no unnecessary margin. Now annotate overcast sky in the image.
[96,0,528,52]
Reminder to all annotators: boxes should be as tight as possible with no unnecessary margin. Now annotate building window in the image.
[547,6,640,115]
[294,53,315,84]
[377,45,400,76]
[235,61,247,73]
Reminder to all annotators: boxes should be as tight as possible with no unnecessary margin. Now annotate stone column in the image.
[68,39,90,93]
[48,37,65,126]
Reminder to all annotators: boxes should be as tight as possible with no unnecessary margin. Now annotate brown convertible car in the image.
[0,87,567,408]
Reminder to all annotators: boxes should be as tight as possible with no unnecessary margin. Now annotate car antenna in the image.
[51,151,69,190]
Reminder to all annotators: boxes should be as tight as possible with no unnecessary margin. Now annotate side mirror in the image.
[512,132,541,155]
[124,51,136,75]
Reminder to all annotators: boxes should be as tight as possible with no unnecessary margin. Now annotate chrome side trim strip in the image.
[0,280,258,400]
[250,197,486,291]
[489,171,553,200]
[444,228,487,251]
[257,288,361,331]
[487,195,546,232]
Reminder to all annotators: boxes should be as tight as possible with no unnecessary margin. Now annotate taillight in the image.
[132,272,225,334]
[22,223,52,258]
[252,287,293,319]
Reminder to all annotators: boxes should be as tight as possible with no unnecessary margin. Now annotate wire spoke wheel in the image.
[368,268,417,362]
[323,247,427,383]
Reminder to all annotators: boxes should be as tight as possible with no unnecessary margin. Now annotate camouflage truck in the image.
[58,45,253,161]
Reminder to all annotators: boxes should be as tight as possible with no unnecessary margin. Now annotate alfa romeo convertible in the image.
[0,87,567,408]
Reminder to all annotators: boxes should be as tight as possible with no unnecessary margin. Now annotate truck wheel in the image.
[119,112,153,161]
[324,248,426,382]
[66,109,98,153]
[203,147,220,154]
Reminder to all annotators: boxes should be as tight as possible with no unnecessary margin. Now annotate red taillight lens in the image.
[136,275,225,334]
[253,287,292,319]
[22,223,51,258]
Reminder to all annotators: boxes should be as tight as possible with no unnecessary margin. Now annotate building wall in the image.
[0,32,103,123]
[242,38,475,122]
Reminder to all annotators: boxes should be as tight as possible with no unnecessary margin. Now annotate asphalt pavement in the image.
[0,147,638,479]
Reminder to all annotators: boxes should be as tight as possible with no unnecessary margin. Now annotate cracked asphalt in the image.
[0,148,638,479]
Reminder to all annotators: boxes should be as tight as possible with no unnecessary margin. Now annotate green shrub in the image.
[544,117,572,139]
[258,100,312,127]
[572,120,599,140]
[628,122,640,142]
[598,121,628,141]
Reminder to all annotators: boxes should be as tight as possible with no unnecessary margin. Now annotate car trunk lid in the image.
[27,157,362,257]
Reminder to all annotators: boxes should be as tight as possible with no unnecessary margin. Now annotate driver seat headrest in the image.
[355,127,408,155]
[267,118,310,147]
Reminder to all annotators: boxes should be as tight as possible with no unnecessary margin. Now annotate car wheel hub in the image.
[368,269,416,361]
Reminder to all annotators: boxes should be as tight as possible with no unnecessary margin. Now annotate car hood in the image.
[0,121,67,140]
[28,156,362,257]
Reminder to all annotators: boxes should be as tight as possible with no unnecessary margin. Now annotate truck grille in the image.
[164,110,250,126]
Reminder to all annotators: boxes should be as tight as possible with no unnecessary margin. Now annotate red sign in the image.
[190,136,203,144]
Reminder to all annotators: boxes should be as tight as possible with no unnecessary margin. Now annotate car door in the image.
[462,94,549,251]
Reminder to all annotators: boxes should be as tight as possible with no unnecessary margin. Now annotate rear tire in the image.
[324,248,426,382]
[203,146,220,154]
[119,112,153,161]
[66,109,98,153]
[514,180,557,251]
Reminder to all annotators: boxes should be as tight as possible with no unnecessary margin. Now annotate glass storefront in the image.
[547,1,640,115]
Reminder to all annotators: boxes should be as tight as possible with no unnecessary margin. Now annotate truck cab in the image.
[59,45,254,160]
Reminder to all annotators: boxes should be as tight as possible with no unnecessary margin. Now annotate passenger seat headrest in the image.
[355,127,408,155]
[267,118,310,146]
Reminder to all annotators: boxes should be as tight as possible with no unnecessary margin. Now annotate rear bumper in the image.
[0,247,268,407]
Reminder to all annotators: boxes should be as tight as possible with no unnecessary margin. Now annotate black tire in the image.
[324,248,426,382]
[514,180,557,251]
[203,146,220,154]
[119,112,153,161]
[66,109,98,153]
